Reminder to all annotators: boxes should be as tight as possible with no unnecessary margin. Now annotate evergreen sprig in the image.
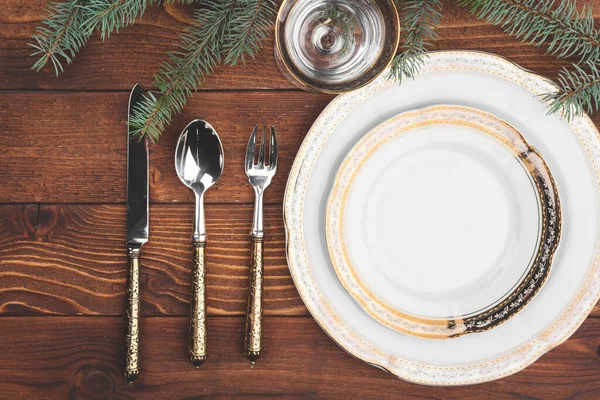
[543,60,600,120]
[389,0,442,82]
[129,0,277,142]
[30,0,196,75]
[81,0,150,39]
[30,0,91,74]
[82,0,197,39]
[29,0,600,139]
[224,0,277,65]
[460,0,600,62]
[460,0,600,119]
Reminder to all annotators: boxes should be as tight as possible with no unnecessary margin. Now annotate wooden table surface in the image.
[2,1,600,398]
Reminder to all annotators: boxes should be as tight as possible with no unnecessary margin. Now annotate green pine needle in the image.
[460,0,600,62]
[543,60,600,120]
[29,0,91,75]
[81,0,150,39]
[389,0,442,83]
[461,0,600,119]
[224,0,277,65]
[30,0,600,137]
[129,0,277,142]
[81,0,198,40]
[30,0,197,75]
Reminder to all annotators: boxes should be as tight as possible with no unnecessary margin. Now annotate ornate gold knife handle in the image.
[125,247,141,382]
[189,240,207,366]
[245,236,264,362]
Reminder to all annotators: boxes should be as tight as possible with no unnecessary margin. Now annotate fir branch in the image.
[81,0,197,40]
[461,0,600,119]
[389,0,442,82]
[130,0,277,142]
[29,0,91,75]
[460,0,600,62]
[31,0,197,74]
[225,0,278,65]
[81,0,149,39]
[543,60,600,120]
[129,1,235,142]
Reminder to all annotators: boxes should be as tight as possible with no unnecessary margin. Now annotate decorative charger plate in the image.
[326,105,561,338]
[284,51,600,385]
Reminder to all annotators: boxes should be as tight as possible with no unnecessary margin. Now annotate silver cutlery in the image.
[125,83,149,382]
[244,125,277,362]
[175,120,224,366]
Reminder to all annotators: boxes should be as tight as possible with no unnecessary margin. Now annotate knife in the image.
[125,83,149,383]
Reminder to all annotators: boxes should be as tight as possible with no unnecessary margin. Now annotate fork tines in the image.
[245,125,277,173]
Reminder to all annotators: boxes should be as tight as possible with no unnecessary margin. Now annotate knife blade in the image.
[124,83,148,383]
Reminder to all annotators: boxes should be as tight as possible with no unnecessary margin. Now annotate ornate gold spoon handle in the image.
[174,119,224,368]
[245,236,264,362]
[189,240,207,366]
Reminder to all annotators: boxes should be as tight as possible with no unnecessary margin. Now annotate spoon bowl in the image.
[175,120,224,195]
[174,119,224,366]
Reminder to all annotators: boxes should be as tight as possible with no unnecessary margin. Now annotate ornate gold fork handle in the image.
[125,247,141,382]
[245,124,277,363]
[189,240,207,366]
[245,236,264,362]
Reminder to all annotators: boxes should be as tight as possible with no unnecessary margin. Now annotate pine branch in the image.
[130,0,277,142]
[224,0,277,65]
[461,0,600,119]
[30,0,91,75]
[543,60,600,120]
[81,0,149,39]
[81,0,197,39]
[30,0,196,75]
[128,1,236,142]
[460,0,600,62]
[389,0,442,82]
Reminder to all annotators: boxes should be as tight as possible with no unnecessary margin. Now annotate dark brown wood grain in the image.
[1,0,598,91]
[0,316,600,399]
[0,204,305,316]
[3,0,600,397]
[0,1,291,90]
[0,91,333,204]
[4,90,600,205]
[1,203,599,319]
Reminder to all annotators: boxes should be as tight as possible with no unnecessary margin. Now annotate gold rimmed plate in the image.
[284,51,600,385]
[326,105,561,338]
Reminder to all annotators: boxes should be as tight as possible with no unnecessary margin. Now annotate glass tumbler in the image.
[274,0,399,93]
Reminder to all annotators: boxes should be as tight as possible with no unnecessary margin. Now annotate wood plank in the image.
[0,91,333,204]
[0,1,292,90]
[0,204,305,316]
[2,0,600,91]
[4,90,600,206]
[1,203,599,318]
[0,316,599,399]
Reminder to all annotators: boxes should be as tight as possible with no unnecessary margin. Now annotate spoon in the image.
[175,119,224,366]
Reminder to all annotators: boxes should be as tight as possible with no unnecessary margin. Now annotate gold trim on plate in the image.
[283,51,600,385]
[326,105,561,339]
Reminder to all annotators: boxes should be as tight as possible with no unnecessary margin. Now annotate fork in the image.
[244,124,277,363]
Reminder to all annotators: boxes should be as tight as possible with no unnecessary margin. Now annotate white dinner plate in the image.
[284,51,600,385]
[326,105,561,338]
